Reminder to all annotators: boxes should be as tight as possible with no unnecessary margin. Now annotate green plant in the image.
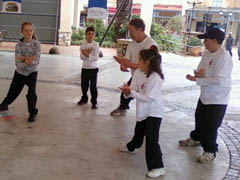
[150,22,182,52]
[71,28,85,41]
[165,15,182,34]
[86,19,106,42]
[187,36,203,47]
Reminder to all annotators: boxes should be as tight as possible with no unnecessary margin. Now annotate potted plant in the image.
[187,36,203,56]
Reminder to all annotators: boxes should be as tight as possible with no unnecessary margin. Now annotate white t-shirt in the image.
[80,40,99,69]
[125,36,157,75]
[128,69,164,121]
[196,47,232,105]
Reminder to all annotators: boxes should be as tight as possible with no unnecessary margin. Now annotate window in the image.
[212,0,222,7]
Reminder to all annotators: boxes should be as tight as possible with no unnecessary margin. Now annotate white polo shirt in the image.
[196,47,232,105]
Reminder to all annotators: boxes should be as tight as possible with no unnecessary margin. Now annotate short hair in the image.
[86,27,95,34]
[129,18,145,32]
[216,39,224,45]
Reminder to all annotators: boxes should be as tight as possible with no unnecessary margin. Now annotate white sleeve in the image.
[88,42,99,61]
[131,73,162,102]
[80,43,88,60]
[124,43,132,60]
[196,55,232,86]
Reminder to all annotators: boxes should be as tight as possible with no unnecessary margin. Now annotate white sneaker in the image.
[197,152,215,163]
[110,106,127,116]
[147,168,166,178]
[118,144,136,154]
[178,138,200,147]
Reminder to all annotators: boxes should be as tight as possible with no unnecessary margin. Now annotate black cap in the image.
[197,28,225,41]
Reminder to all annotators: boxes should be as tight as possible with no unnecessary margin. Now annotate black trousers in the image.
[119,78,133,110]
[190,99,227,153]
[1,71,38,114]
[127,117,164,171]
[81,68,98,105]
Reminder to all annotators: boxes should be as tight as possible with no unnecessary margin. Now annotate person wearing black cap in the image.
[225,32,233,56]
[178,28,233,163]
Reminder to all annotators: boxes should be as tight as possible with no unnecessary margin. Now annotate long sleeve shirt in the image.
[80,40,99,69]
[126,69,164,121]
[15,39,41,76]
[196,47,232,105]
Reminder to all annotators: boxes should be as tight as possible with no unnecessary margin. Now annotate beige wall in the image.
[198,0,240,8]
[59,0,74,45]
[224,0,240,8]
[140,0,154,35]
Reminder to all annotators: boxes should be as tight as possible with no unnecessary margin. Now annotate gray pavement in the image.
[0,48,239,180]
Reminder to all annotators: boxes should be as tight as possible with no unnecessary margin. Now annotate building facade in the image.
[185,0,240,44]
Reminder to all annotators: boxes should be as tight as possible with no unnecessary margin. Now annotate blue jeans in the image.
[238,46,240,60]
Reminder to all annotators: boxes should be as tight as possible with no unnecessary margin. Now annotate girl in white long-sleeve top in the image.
[118,45,165,178]
[0,22,40,122]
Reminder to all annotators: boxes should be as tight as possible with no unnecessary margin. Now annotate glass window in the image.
[212,0,222,7]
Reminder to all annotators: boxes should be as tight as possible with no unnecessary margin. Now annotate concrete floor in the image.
[0,49,238,180]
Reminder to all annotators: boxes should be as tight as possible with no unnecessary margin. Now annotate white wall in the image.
[59,0,74,32]
[140,0,154,35]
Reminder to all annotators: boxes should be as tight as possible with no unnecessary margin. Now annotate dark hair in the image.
[139,45,164,79]
[21,22,38,40]
[129,18,145,32]
[216,39,224,45]
[86,26,95,34]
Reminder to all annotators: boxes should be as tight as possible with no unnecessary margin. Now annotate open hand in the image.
[86,48,92,54]
[119,83,131,96]
[194,68,205,78]
[120,64,129,72]
[186,74,196,81]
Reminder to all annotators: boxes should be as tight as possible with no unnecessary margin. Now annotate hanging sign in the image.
[2,0,22,13]
[88,0,107,19]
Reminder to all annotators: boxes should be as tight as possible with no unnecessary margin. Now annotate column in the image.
[140,0,154,36]
[58,0,74,46]
[73,0,80,29]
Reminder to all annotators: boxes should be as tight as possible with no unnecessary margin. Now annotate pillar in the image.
[58,0,74,46]
[73,0,80,29]
[140,0,154,36]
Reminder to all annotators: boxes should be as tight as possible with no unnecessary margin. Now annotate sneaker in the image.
[0,105,8,112]
[28,109,38,123]
[147,168,166,178]
[179,138,201,147]
[92,104,98,109]
[77,99,87,105]
[197,152,215,163]
[110,106,127,116]
[118,144,136,154]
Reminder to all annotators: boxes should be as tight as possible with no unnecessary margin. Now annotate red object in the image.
[0,115,16,120]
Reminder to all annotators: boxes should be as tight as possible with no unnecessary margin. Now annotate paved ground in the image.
[0,43,240,180]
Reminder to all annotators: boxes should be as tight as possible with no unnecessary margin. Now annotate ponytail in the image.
[139,45,164,79]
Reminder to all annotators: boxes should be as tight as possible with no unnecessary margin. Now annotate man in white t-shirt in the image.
[179,28,233,163]
[111,18,157,116]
